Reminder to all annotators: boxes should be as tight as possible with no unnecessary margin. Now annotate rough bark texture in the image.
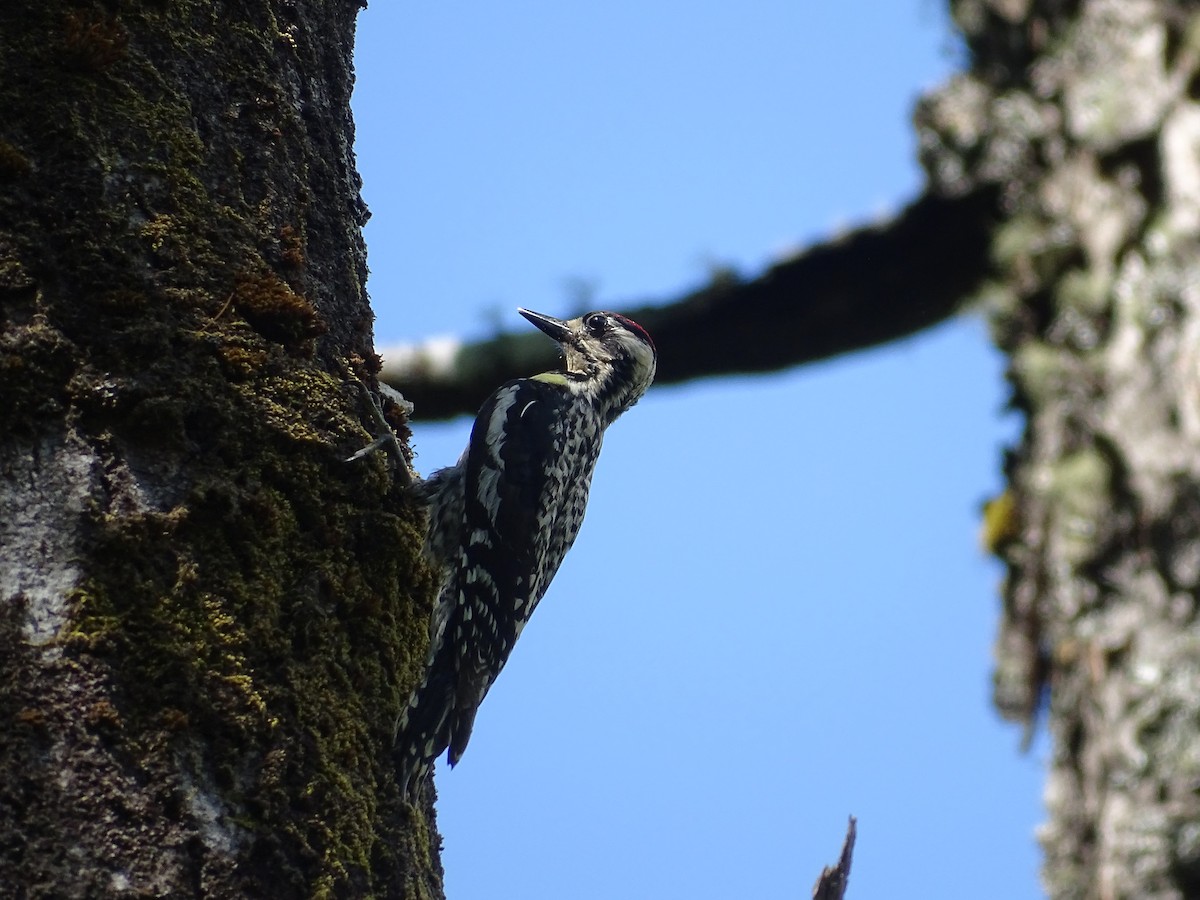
[920,1,1200,897]
[0,3,442,897]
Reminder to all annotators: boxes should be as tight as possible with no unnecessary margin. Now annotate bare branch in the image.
[812,817,857,900]
[382,186,999,420]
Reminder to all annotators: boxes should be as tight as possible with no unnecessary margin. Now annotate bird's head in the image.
[519,307,657,421]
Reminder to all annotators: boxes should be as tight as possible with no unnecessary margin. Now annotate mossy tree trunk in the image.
[921,1,1200,896]
[0,3,442,896]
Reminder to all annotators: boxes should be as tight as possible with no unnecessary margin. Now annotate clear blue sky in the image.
[353,3,1045,898]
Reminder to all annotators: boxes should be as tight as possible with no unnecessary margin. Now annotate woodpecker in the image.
[396,307,656,796]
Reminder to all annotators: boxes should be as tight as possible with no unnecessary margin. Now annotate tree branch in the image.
[812,817,857,900]
[381,186,1000,420]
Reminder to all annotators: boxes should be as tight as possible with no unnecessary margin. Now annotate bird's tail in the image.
[394,670,455,798]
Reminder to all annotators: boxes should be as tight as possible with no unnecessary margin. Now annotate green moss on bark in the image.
[1,2,442,895]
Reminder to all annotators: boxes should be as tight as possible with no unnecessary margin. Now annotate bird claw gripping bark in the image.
[345,379,414,486]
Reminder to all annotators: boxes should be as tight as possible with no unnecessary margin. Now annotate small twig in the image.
[812,816,857,900]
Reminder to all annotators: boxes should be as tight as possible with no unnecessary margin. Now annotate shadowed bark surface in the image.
[0,3,442,897]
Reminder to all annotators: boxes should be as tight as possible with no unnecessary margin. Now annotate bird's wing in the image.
[446,378,567,762]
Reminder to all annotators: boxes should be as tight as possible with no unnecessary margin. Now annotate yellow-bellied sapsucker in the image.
[396,308,657,796]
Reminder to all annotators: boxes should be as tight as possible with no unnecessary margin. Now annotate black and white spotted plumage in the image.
[396,308,656,796]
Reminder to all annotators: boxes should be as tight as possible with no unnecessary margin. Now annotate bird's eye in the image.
[584,313,607,335]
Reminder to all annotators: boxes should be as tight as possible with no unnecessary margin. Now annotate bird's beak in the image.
[518,308,573,344]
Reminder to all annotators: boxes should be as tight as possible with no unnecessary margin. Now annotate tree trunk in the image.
[0,3,442,896]
[920,1,1200,896]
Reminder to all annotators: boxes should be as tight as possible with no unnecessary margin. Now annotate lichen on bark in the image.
[920,2,1200,896]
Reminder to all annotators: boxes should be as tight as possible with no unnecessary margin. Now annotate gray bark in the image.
[0,4,441,897]
[921,1,1200,897]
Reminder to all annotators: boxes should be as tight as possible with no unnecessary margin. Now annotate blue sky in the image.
[353,3,1045,897]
